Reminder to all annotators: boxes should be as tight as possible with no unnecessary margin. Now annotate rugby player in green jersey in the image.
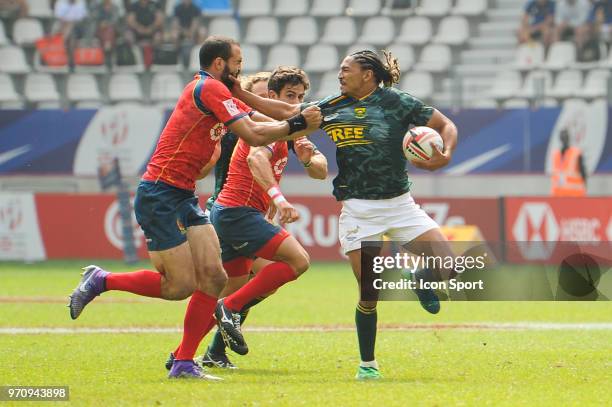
[229,50,458,380]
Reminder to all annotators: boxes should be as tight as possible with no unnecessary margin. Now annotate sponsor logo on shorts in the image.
[232,242,248,250]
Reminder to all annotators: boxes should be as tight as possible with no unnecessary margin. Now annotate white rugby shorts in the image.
[338,192,438,254]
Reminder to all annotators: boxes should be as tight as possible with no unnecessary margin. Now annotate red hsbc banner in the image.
[282,196,501,261]
[505,197,612,263]
[31,194,502,261]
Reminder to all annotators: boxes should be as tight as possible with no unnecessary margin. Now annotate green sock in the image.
[355,304,377,363]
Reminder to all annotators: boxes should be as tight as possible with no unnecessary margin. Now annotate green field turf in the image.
[1,261,611,406]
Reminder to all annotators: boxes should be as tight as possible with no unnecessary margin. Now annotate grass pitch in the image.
[1,261,611,406]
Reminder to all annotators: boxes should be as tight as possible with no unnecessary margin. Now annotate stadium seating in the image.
[518,70,553,98]
[265,44,300,71]
[575,69,610,98]
[415,0,452,17]
[549,70,582,98]
[33,49,69,73]
[284,17,318,46]
[315,71,340,99]
[542,42,576,70]
[12,18,44,46]
[245,17,280,45]
[433,16,469,46]
[24,73,61,107]
[274,0,309,16]
[0,73,24,108]
[238,0,272,17]
[387,43,415,70]
[208,17,241,40]
[347,0,381,16]
[108,73,143,103]
[112,46,144,73]
[66,73,103,105]
[0,46,31,73]
[310,0,345,16]
[396,17,432,45]
[303,44,338,73]
[414,44,452,73]
[0,22,8,46]
[240,44,263,73]
[346,43,375,55]
[321,17,356,45]
[357,16,395,46]
[150,72,183,105]
[514,42,545,70]
[451,0,487,16]
[27,0,53,18]
[400,71,433,100]
[488,70,522,99]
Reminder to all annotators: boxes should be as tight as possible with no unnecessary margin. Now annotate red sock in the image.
[175,291,218,360]
[172,318,215,358]
[105,270,162,298]
[225,262,297,311]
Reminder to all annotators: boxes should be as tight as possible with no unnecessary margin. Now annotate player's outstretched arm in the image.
[411,109,458,172]
[228,106,322,147]
[294,137,327,180]
[247,147,299,224]
[230,76,301,120]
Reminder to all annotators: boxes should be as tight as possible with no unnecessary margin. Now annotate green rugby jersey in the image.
[306,86,434,201]
[205,132,238,211]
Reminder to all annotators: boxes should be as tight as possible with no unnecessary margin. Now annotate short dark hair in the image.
[268,66,310,94]
[199,36,239,69]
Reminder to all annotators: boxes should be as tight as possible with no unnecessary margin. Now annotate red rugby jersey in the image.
[142,70,251,191]
[216,138,289,213]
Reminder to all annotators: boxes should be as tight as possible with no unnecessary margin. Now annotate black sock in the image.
[355,304,377,362]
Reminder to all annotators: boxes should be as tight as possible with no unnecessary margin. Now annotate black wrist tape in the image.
[286,114,307,135]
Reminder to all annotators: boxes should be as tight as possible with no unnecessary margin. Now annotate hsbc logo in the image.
[513,202,559,260]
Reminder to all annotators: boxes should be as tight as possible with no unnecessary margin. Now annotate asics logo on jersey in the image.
[323,113,339,121]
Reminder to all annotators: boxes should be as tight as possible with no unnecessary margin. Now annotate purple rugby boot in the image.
[68,265,109,320]
[168,360,223,381]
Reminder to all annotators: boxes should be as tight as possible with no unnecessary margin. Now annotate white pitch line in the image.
[1,322,612,335]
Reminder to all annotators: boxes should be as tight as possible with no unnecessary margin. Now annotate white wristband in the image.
[267,186,287,205]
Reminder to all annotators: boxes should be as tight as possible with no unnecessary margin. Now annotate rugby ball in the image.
[403,126,444,162]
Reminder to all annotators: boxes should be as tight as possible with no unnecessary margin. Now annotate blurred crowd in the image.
[519,0,612,61]
[0,0,208,66]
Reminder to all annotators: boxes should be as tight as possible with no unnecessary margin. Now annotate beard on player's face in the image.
[221,63,240,90]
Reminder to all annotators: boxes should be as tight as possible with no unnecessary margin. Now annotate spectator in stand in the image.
[518,0,556,46]
[0,0,28,19]
[91,0,120,52]
[554,0,591,49]
[54,0,88,49]
[0,0,28,36]
[126,0,163,45]
[593,0,612,43]
[172,0,205,66]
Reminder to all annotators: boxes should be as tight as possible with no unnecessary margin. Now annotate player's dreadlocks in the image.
[349,50,401,87]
